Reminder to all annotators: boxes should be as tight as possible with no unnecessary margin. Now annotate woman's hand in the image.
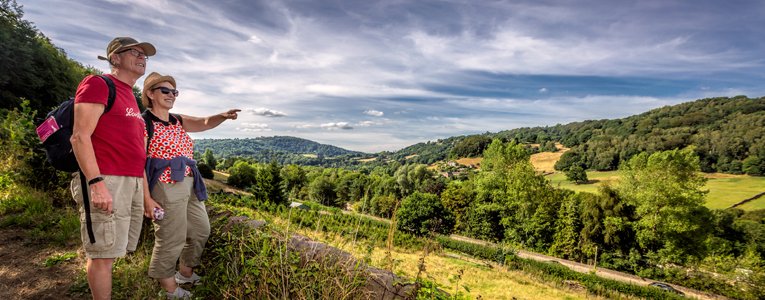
[220,109,241,120]
[143,197,162,220]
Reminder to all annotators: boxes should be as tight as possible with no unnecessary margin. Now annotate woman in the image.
[141,72,240,298]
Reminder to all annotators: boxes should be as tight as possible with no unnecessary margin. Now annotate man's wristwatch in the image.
[88,176,105,185]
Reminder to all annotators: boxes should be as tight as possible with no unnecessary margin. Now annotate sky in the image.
[20,0,765,153]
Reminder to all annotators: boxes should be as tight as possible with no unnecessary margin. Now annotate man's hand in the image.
[89,181,113,214]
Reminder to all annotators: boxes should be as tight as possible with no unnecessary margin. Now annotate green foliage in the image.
[227,161,257,189]
[618,148,711,263]
[396,192,454,236]
[43,251,77,267]
[198,217,368,299]
[202,149,217,170]
[0,185,79,246]
[198,163,214,179]
[0,0,94,118]
[743,156,764,176]
[280,164,307,200]
[565,164,588,184]
[548,97,765,173]
[440,180,475,233]
[194,136,364,168]
[435,236,513,264]
[449,135,492,158]
[308,175,339,207]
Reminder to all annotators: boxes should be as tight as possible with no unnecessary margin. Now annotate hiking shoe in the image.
[165,286,192,299]
[175,271,202,285]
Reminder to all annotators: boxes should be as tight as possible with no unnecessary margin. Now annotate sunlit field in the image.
[546,171,765,211]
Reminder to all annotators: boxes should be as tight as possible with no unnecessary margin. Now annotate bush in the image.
[198,163,214,179]
[396,192,455,236]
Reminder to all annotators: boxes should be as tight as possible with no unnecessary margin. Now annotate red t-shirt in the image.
[74,74,146,177]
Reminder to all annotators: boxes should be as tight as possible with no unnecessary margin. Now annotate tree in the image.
[617,147,711,263]
[396,192,454,236]
[197,163,214,179]
[742,156,763,176]
[309,176,338,207]
[280,164,306,200]
[227,161,257,189]
[566,164,589,184]
[440,180,475,232]
[202,149,218,170]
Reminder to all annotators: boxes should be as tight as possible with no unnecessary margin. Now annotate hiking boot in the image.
[175,271,202,285]
[164,286,192,299]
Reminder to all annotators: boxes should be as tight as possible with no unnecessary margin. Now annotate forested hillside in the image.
[0,1,97,119]
[514,96,765,175]
[360,97,765,175]
[193,136,365,166]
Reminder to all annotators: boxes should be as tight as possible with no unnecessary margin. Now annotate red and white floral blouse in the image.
[146,112,194,184]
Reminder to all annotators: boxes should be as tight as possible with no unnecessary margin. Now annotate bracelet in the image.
[88,176,105,185]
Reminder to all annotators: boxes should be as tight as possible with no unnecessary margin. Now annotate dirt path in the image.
[0,229,84,299]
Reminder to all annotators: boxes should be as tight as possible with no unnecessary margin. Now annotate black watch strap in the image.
[88,176,105,185]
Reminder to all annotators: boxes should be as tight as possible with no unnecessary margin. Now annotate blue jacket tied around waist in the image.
[146,156,208,201]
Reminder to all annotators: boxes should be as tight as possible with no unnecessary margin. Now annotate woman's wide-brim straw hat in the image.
[141,72,176,108]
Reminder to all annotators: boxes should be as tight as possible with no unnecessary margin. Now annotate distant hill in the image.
[196,97,765,174]
[194,136,365,166]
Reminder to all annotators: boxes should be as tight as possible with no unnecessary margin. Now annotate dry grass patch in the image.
[455,157,482,168]
[357,157,378,162]
[405,154,419,159]
[530,144,569,173]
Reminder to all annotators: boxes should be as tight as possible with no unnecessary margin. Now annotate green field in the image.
[546,171,765,211]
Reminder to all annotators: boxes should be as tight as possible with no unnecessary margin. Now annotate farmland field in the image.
[546,171,765,211]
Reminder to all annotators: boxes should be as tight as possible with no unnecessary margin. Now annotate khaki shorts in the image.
[71,174,144,259]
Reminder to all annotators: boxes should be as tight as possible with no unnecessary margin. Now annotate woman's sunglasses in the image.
[152,86,179,97]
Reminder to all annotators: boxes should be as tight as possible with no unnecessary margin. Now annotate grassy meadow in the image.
[546,171,765,211]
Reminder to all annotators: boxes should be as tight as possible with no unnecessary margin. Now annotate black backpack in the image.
[36,75,116,172]
[35,75,116,245]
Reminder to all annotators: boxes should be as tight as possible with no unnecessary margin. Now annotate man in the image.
[70,36,156,299]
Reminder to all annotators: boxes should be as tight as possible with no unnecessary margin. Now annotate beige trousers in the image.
[148,178,210,279]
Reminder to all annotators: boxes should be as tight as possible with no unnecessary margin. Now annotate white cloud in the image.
[363,109,384,117]
[539,88,548,93]
[236,123,271,132]
[321,122,353,130]
[357,121,377,127]
[245,108,287,117]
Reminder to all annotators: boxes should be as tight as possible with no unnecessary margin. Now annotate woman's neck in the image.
[150,108,170,121]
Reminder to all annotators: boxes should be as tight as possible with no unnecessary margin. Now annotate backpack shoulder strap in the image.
[97,75,117,113]
[171,113,183,125]
[142,110,154,152]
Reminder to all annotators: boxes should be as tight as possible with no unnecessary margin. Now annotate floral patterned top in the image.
[146,112,194,183]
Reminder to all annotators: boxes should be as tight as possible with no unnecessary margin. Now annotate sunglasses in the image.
[152,86,179,97]
[117,48,148,60]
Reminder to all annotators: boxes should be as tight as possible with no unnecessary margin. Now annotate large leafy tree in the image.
[395,192,454,236]
[440,180,476,233]
[618,147,711,263]
[473,139,562,250]
[280,164,306,200]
